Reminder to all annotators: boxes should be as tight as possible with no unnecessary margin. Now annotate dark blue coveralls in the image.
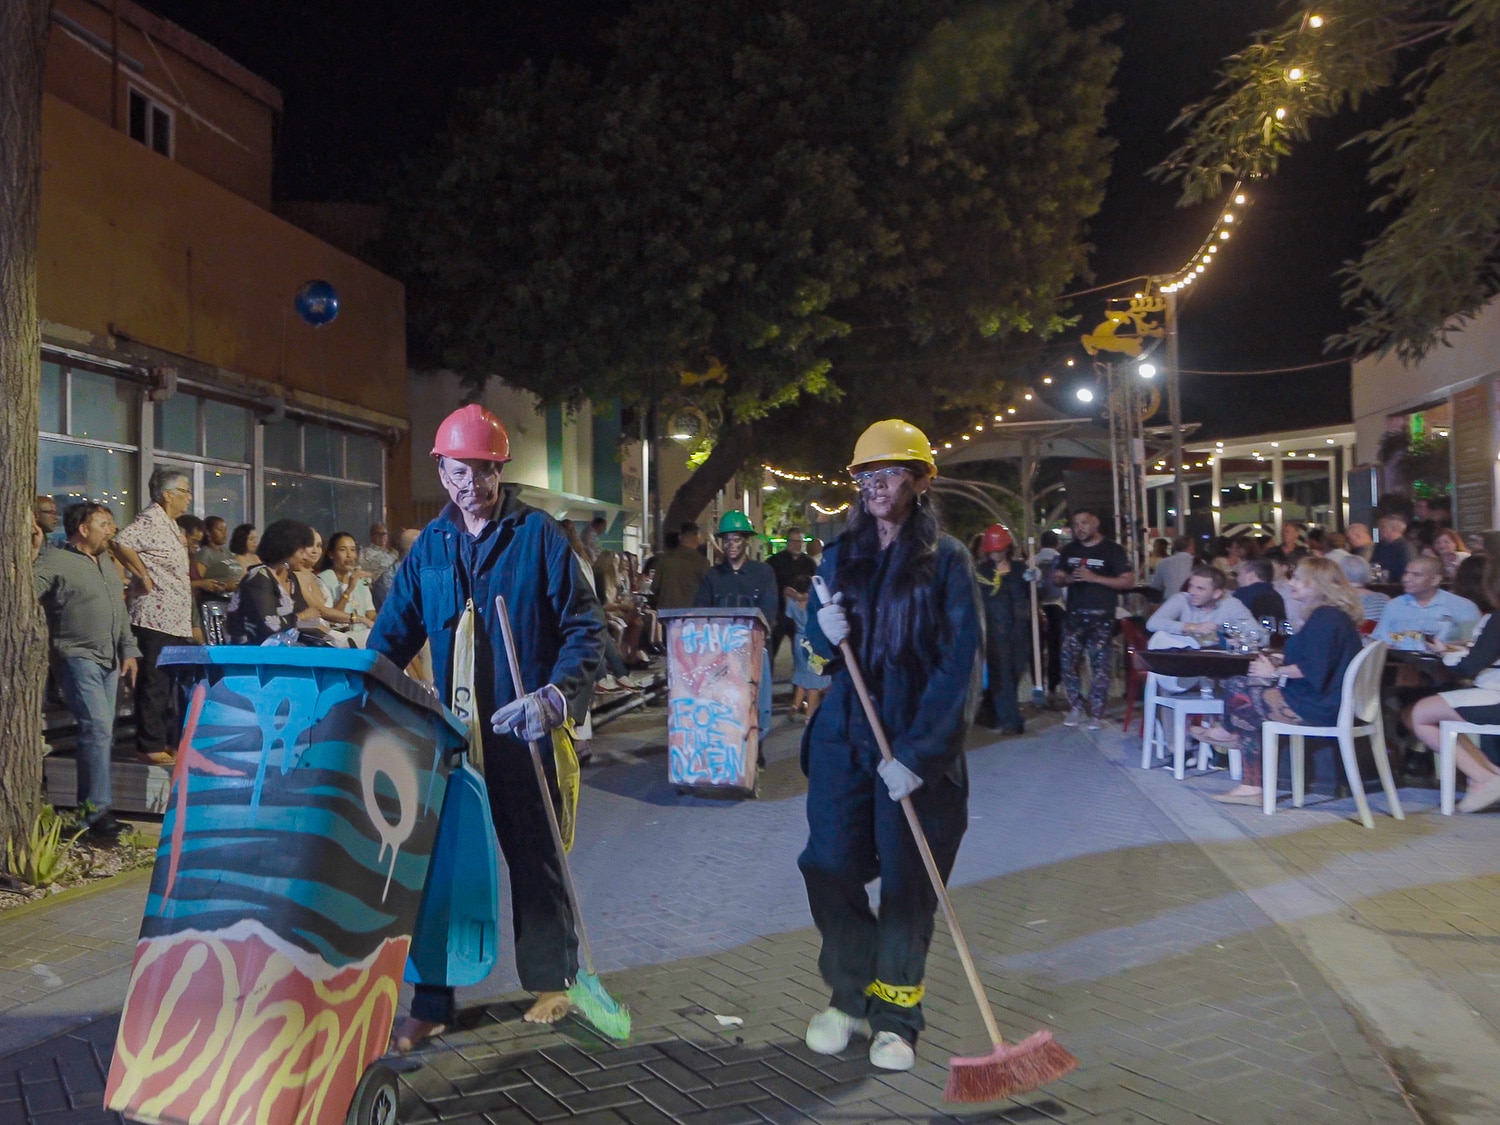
[799,533,981,1043]
[368,490,606,1021]
[976,559,1033,733]
[695,558,781,737]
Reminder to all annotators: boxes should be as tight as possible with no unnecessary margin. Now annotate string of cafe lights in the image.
[764,13,1341,490]
[921,174,1259,455]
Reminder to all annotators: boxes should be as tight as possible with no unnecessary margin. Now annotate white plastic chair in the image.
[1261,641,1403,827]
[1437,721,1500,815]
[1139,672,1235,780]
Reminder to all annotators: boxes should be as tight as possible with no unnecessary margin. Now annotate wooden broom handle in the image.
[813,577,1005,1048]
[495,595,595,976]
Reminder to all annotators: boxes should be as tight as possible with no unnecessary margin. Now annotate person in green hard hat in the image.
[695,510,781,748]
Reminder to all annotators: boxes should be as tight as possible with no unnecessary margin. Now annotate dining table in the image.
[1140,648,1257,681]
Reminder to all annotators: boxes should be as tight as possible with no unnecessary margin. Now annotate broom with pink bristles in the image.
[813,577,1078,1103]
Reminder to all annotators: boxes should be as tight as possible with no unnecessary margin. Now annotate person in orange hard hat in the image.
[976,524,1034,734]
[798,419,982,1072]
[369,403,607,1050]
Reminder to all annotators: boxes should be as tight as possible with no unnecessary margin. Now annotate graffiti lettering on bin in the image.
[678,622,750,655]
[668,698,745,784]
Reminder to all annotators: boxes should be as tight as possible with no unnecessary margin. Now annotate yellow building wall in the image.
[46,0,278,207]
[38,94,406,421]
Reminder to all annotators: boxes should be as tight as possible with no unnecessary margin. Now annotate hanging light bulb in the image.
[1023,392,1033,401]
[1223,213,1235,223]
[1234,193,1246,205]
[1219,231,1231,240]
[1287,66,1303,81]
[1007,406,1017,414]
[1275,106,1287,120]
[1076,387,1095,403]
[1042,375,1053,384]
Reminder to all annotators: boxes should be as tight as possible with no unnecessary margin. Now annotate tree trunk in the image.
[0,1,54,851]
[662,420,757,536]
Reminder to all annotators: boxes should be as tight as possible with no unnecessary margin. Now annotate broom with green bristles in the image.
[495,596,631,1042]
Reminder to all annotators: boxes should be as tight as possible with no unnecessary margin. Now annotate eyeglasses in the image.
[851,467,911,490]
[440,461,503,484]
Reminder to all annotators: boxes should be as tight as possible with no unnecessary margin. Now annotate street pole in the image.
[1165,287,1186,532]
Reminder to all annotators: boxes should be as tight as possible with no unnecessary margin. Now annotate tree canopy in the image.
[388,0,1118,523]
[1154,0,1500,361]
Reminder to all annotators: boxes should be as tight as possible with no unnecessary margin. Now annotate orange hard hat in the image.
[982,524,1013,554]
[431,404,511,464]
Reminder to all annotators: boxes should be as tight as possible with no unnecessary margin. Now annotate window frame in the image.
[125,85,174,159]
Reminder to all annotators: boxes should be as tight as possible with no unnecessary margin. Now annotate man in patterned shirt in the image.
[111,468,195,765]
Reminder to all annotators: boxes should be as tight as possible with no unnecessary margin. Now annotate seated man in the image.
[1373,554,1481,646]
[1148,565,1258,642]
[1231,557,1286,623]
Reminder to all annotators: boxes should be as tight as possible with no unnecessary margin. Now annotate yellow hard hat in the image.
[847,419,937,477]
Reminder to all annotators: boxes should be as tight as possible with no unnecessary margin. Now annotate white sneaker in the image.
[1063,708,1084,727]
[868,1031,915,1071]
[805,1008,859,1055]
[1087,717,1104,731]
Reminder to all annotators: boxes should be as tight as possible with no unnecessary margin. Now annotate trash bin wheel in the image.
[346,1062,400,1125]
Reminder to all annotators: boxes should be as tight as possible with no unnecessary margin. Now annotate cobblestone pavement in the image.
[5,699,1477,1123]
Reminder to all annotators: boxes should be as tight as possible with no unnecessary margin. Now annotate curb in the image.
[0,864,151,926]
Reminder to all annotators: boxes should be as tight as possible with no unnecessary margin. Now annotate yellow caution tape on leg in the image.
[864,980,925,1007]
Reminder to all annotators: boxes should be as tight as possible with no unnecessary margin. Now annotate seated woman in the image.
[593,549,648,667]
[288,529,360,643]
[1408,557,1500,812]
[1193,557,1365,805]
[226,519,315,645]
[316,531,378,646]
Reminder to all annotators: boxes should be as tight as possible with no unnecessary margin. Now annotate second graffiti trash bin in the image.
[659,607,769,797]
[104,646,477,1125]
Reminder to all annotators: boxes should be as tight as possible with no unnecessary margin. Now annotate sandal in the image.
[1189,724,1237,746]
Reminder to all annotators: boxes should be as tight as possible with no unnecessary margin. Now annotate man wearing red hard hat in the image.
[369,404,607,1047]
[975,524,1033,734]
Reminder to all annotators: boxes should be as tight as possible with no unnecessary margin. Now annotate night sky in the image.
[145,0,1380,439]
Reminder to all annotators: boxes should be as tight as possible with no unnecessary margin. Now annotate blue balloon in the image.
[295,280,339,326]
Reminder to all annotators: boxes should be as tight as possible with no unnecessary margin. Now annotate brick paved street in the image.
[10,699,1500,1122]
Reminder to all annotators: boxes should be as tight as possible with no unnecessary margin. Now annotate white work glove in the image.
[491,684,567,742]
[1023,566,1040,583]
[877,757,924,801]
[817,591,850,647]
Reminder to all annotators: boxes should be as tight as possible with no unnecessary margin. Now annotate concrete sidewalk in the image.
[6,702,1498,1122]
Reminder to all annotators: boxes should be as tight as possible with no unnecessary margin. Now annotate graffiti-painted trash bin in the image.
[659,608,768,798]
[105,646,470,1125]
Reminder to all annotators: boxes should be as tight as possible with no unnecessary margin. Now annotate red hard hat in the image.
[431,404,511,464]
[982,524,1013,554]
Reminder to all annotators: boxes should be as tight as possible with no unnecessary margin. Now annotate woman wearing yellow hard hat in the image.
[797,419,981,1072]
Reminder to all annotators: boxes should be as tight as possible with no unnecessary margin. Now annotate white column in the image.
[1211,455,1223,536]
[1272,451,1284,536]
[1156,485,1167,532]
[1343,443,1355,527]
[1326,455,1338,529]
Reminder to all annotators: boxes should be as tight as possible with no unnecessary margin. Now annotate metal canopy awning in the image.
[932,397,1198,546]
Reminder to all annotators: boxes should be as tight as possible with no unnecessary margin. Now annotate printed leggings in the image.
[1061,612,1114,716]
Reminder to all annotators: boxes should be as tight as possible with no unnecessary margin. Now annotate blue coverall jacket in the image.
[802,532,983,786]
[368,491,606,723]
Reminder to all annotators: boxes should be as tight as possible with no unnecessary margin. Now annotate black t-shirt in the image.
[1058,537,1132,613]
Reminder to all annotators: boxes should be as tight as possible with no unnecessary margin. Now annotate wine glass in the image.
[1258,616,1277,649]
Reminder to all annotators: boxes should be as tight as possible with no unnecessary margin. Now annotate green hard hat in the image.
[717,510,757,536]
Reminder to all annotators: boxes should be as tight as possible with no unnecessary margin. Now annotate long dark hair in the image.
[834,475,944,673]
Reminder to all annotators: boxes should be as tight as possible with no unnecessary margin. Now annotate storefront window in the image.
[155,393,197,454]
[70,369,136,444]
[39,438,137,513]
[40,361,63,434]
[263,418,301,470]
[303,423,340,477]
[346,434,384,483]
[204,399,251,463]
